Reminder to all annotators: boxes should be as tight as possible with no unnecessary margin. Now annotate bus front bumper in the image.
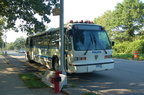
[72,62,114,73]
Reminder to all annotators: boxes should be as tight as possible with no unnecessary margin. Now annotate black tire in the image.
[52,56,59,71]
[25,52,33,63]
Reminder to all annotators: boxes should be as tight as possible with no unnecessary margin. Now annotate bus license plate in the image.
[96,64,102,68]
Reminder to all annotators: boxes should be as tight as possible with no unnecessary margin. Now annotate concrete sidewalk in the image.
[0,54,95,95]
[0,55,63,95]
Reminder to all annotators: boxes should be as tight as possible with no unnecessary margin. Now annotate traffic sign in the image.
[52,8,60,16]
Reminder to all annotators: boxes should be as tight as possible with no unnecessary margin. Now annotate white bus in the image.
[25,20,114,73]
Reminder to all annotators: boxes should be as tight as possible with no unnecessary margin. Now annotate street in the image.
[6,51,144,95]
[68,59,144,95]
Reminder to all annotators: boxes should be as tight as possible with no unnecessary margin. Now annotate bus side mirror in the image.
[111,41,115,46]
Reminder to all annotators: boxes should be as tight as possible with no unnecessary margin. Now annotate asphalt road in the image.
[68,59,144,95]
[6,51,144,95]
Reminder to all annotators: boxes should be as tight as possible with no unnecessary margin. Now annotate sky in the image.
[5,0,143,43]
[48,0,124,28]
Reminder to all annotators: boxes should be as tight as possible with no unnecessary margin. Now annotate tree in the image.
[94,10,114,38]
[0,0,59,34]
[0,16,5,48]
[13,37,26,50]
[6,42,15,50]
[112,0,144,41]
[0,16,5,31]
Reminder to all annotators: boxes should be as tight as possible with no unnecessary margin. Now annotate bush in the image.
[138,54,144,60]
[113,40,144,54]
[113,53,133,60]
[113,53,144,60]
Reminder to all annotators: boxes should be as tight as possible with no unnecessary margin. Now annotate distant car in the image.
[19,49,25,53]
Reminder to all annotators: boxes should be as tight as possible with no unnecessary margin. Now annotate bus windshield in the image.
[73,30,112,51]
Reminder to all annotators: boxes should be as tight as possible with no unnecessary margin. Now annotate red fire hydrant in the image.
[50,71,62,93]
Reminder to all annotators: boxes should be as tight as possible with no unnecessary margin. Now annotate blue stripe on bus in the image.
[33,47,59,49]
[34,54,52,59]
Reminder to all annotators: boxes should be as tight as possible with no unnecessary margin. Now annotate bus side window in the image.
[65,30,72,50]
[55,30,59,48]
[66,30,72,37]
[26,37,33,48]
[47,33,51,49]
[68,39,72,50]
[65,37,72,50]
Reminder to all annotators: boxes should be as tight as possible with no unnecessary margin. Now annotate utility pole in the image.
[2,31,7,54]
[4,31,7,54]
[2,39,4,54]
[60,0,64,73]
[59,0,67,85]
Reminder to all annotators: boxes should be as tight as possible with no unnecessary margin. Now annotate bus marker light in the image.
[88,20,91,23]
[70,20,73,23]
[79,20,83,23]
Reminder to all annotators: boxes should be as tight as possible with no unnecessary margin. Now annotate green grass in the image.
[0,53,7,55]
[18,73,48,89]
[70,82,78,87]
[113,53,144,60]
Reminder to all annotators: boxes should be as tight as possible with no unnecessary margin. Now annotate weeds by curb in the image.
[18,72,48,89]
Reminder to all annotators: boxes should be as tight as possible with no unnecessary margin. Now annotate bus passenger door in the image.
[65,36,72,71]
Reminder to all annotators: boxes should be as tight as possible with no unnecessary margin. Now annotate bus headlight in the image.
[74,57,86,61]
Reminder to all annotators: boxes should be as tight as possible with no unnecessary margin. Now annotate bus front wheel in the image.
[52,56,59,71]
[25,52,33,63]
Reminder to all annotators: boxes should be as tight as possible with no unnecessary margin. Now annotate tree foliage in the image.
[0,16,5,30]
[13,36,26,50]
[94,0,144,42]
[6,42,15,50]
[0,16,5,45]
[94,10,114,37]
[0,0,59,34]
[112,0,144,40]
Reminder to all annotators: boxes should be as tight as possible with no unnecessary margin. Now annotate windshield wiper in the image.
[97,41,107,54]
[92,32,107,54]
[99,43,107,54]
[84,42,91,55]
[84,33,93,55]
